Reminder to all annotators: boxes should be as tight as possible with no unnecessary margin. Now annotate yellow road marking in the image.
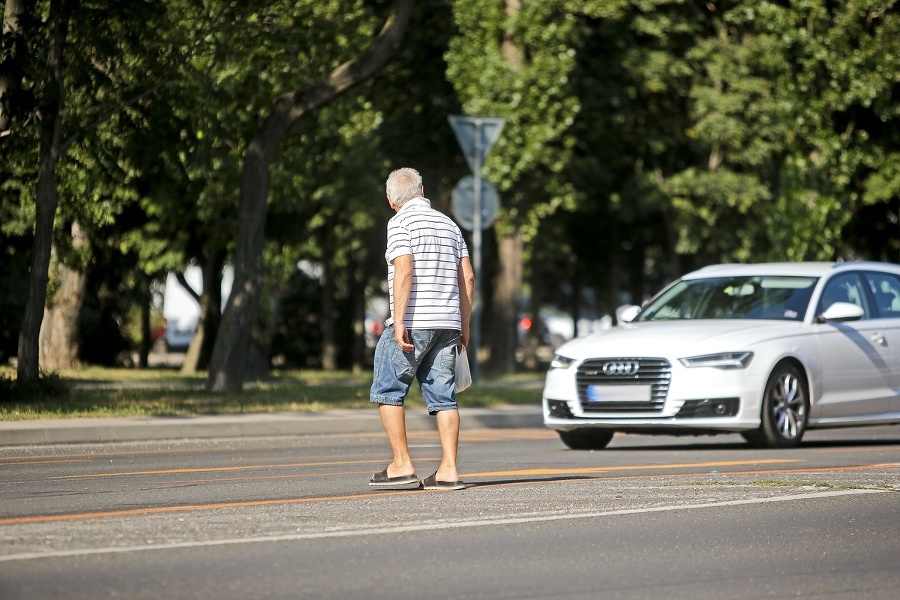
[464,463,900,490]
[49,458,438,480]
[704,463,900,477]
[158,470,375,485]
[465,459,798,478]
[0,489,425,526]
[5,460,895,527]
[0,443,339,461]
[0,428,551,462]
[0,459,88,466]
[814,445,900,454]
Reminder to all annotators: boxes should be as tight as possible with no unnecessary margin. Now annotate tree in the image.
[667,0,899,263]
[206,0,416,392]
[8,0,226,380]
[0,0,29,135]
[561,0,898,316]
[15,0,73,383]
[1,0,37,365]
[3,0,894,383]
[261,94,386,372]
[446,0,586,374]
[562,0,699,315]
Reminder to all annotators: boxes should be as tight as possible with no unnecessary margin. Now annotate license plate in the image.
[587,385,652,403]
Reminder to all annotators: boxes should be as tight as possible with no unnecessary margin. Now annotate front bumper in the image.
[542,357,765,434]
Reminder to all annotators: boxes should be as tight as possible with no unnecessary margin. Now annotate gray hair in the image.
[385,167,424,207]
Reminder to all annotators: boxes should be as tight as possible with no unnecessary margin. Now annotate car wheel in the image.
[557,429,614,450]
[742,362,809,448]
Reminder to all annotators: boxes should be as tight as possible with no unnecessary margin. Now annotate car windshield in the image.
[636,276,818,322]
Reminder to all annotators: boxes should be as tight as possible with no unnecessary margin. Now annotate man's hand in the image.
[394,322,414,352]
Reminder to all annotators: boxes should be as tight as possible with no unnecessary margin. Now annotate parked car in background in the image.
[517,313,559,366]
[518,308,612,366]
[543,262,900,449]
[161,266,233,352]
[365,314,385,350]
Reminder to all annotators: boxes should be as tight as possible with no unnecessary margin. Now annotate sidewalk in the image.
[0,406,545,446]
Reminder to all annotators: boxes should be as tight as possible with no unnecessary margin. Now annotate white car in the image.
[543,262,900,449]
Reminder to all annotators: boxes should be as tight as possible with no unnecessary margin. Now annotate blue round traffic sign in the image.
[451,176,499,231]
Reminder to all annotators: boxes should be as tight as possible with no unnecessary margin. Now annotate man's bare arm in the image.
[458,256,475,347]
[392,254,414,352]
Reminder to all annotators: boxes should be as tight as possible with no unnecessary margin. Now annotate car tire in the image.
[742,362,809,448]
[557,429,615,450]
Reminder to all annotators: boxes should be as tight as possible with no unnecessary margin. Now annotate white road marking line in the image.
[0,488,889,563]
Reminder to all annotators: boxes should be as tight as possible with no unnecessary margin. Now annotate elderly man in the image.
[368,167,475,491]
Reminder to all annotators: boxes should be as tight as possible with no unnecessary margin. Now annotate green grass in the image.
[0,365,544,420]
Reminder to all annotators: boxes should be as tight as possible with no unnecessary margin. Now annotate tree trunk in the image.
[0,0,28,135]
[520,257,545,371]
[570,273,581,338]
[207,0,415,392]
[350,260,366,374]
[483,0,526,376]
[320,227,338,371]
[181,252,225,374]
[137,276,151,369]
[39,220,88,370]
[487,232,522,375]
[180,325,202,374]
[627,241,646,310]
[198,254,224,369]
[17,0,70,383]
[320,270,338,371]
[608,234,624,318]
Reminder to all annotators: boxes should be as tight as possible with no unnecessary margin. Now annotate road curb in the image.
[0,407,545,446]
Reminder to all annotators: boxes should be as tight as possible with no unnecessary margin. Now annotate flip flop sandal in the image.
[421,473,465,491]
[369,467,419,487]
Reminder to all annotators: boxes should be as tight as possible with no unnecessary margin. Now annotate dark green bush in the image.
[0,371,70,402]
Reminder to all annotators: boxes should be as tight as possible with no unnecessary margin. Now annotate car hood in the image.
[556,320,803,360]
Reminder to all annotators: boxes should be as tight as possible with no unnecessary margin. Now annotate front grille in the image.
[576,358,671,413]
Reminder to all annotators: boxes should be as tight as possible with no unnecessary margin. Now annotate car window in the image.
[638,276,817,321]
[862,271,900,319]
[817,272,871,318]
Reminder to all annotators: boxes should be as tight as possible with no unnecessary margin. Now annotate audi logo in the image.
[601,361,640,375]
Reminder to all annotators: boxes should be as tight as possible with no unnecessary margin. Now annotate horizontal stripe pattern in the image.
[386,198,469,329]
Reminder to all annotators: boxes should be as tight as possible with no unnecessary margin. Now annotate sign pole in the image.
[447,115,505,385]
[471,120,483,383]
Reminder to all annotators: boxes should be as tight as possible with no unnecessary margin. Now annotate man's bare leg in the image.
[434,409,460,482]
[378,404,416,477]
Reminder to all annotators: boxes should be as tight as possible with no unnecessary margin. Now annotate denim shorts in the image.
[369,327,461,415]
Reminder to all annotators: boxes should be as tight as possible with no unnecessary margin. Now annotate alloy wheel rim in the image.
[772,372,805,439]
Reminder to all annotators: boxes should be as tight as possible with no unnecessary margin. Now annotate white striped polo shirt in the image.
[386,197,469,330]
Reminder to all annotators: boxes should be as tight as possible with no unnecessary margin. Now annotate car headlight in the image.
[550,354,576,369]
[678,352,753,369]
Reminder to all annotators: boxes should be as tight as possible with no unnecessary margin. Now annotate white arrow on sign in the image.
[448,115,505,174]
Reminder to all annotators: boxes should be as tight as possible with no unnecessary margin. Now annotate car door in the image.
[812,271,891,419]
[862,270,900,413]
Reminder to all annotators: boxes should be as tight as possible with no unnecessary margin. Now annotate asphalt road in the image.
[1,425,898,599]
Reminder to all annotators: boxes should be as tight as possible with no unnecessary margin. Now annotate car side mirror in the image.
[616,304,641,324]
[816,301,864,323]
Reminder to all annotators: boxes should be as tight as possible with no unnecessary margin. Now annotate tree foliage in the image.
[0,0,896,384]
